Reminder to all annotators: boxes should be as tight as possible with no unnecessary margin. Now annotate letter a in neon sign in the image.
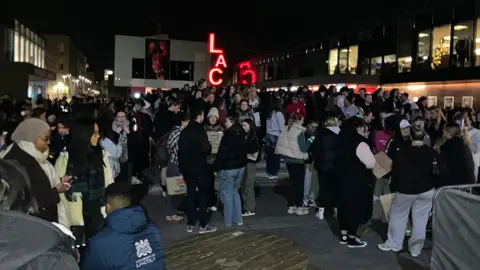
[214,54,227,68]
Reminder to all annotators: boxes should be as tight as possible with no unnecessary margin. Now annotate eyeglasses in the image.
[39,135,51,141]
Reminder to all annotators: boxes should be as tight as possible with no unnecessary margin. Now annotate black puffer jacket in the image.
[215,123,248,170]
[0,211,79,270]
[312,127,339,172]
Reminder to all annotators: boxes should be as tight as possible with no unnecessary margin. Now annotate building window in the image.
[383,54,397,74]
[348,45,358,74]
[29,40,34,64]
[59,43,64,55]
[170,61,194,81]
[131,58,145,78]
[370,56,382,75]
[475,19,480,66]
[338,48,348,73]
[432,24,451,69]
[417,30,431,70]
[328,49,338,75]
[59,63,63,70]
[453,21,474,67]
[14,32,19,62]
[19,34,24,62]
[397,33,413,73]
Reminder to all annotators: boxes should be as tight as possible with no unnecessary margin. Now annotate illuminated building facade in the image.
[234,1,480,108]
[114,34,210,96]
[44,35,90,98]
[0,18,55,100]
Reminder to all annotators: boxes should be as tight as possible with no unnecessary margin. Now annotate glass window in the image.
[131,58,145,78]
[397,32,413,73]
[29,40,34,64]
[41,49,45,68]
[35,44,39,67]
[328,49,338,75]
[383,54,397,74]
[348,45,358,74]
[14,32,19,62]
[475,19,480,66]
[417,30,431,70]
[339,48,348,73]
[453,21,474,67]
[432,24,451,69]
[370,56,382,75]
[19,35,24,62]
[360,58,370,75]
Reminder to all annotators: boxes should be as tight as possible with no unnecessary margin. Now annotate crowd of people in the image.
[0,78,477,268]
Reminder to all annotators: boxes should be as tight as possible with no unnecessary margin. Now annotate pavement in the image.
[143,161,432,270]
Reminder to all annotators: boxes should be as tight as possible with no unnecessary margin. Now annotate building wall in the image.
[114,35,210,90]
[44,35,89,98]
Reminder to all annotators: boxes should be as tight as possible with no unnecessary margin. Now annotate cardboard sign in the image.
[380,193,395,222]
[373,152,392,179]
[207,131,223,154]
[166,175,187,196]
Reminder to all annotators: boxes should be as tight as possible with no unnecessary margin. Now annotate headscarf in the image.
[11,118,50,143]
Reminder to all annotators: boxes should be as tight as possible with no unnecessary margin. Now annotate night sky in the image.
[9,0,451,81]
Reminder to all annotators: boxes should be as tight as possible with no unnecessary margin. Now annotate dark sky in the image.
[10,0,446,80]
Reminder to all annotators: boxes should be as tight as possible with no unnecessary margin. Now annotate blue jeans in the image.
[265,134,280,176]
[220,167,245,226]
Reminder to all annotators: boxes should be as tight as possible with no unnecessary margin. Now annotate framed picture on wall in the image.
[462,96,473,108]
[427,96,438,107]
[444,96,454,109]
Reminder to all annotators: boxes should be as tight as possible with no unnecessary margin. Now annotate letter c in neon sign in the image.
[208,68,223,86]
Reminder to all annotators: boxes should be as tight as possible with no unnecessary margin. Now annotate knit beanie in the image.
[11,118,50,143]
[207,107,219,119]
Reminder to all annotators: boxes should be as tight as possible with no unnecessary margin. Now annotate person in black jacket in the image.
[312,116,341,220]
[440,123,476,185]
[241,118,259,216]
[216,117,248,227]
[178,107,216,234]
[378,129,446,257]
[152,98,181,140]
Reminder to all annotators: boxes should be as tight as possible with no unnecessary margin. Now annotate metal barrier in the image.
[430,184,480,270]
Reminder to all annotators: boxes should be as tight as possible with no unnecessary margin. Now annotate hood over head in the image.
[104,205,148,234]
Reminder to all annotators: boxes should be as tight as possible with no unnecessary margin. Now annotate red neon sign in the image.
[239,62,257,85]
[208,33,226,86]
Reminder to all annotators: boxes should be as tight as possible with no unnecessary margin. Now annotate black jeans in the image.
[317,170,336,208]
[206,164,217,207]
[184,173,209,227]
[285,162,305,207]
[338,209,360,236]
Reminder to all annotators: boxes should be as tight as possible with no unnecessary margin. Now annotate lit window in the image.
[19,35,24,62]
[432,24,452,69]
[417,30,431,70]
[475,19,480,66]
[328,49,338,75]
[29,40,34,64]
[348,45,358,74]
[339,48,348,73]
[370,56,382,75]
[14,32,19,62]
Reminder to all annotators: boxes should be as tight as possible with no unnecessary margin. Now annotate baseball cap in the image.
[399,119,411,129]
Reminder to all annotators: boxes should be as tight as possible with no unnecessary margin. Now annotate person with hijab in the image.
[0,118,71,227]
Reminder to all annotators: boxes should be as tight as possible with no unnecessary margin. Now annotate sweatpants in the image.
[386,189,434,255]
[242,163,256,212]
[286,162,305,207]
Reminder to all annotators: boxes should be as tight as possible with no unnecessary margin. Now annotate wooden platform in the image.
[165,231,309,270]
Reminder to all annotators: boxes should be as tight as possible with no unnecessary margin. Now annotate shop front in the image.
[0,62,55,100]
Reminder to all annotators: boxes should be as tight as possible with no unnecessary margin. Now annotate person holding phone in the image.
[0,118,71,227]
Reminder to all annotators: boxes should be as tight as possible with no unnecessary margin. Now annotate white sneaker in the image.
[287,206,297,214]
[131,176,142,185]
[296,207,309,216]
[316,208,325,220]
[208,206,217,212]
[377,242,402,252]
